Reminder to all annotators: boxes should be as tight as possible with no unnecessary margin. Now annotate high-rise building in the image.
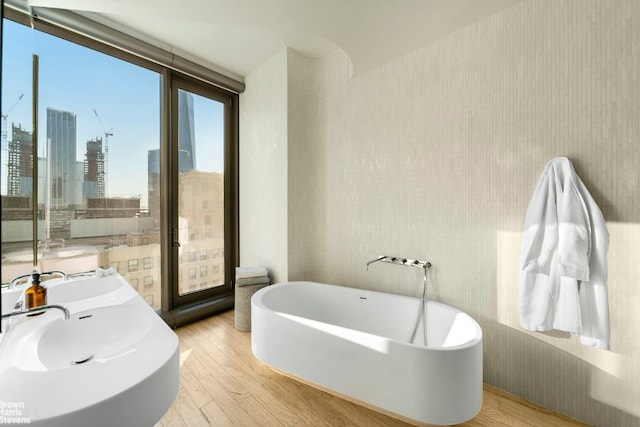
[47,108,78,207]
[83,137,105,201]
[7,123,33,197]
[178,90,196,173]
[147,148,160,222]
[148,92,196,222]
[176,169,225,294]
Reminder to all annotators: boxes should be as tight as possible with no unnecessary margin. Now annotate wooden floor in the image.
[156,310,588,427]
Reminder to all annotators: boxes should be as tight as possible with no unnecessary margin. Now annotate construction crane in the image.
[92,108,113,197]
[2,93,25,151]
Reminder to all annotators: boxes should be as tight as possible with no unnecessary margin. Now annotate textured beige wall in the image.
[238,49,289,283]
[286,49,325,281]
[240,1,640,425]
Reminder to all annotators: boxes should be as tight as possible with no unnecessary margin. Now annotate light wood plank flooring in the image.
[157,310,588,427]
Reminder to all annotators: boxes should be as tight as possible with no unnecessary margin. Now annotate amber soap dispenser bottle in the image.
[26,270,47,309]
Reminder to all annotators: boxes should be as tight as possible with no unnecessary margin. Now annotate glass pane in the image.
[1,20,34,280]
[1,20,163,309]
[177,89,225,296]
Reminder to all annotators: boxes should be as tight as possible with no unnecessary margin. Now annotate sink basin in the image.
[22,305,154,371]
[47,276,123,304]
[2,273,137,318]
[0,273,179,427]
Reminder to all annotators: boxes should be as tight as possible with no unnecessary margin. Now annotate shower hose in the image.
[410,266,429,345]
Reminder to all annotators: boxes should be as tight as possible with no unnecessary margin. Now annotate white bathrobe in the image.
[520,157,610,350]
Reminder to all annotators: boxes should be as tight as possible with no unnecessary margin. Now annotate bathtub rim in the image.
[252,280,483,351]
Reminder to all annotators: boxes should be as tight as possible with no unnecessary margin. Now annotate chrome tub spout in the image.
[366,255,387,270]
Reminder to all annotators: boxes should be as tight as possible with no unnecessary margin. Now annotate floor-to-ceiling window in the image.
[170,76,235,310]
[171,80,234,306]
[1,9,238,321]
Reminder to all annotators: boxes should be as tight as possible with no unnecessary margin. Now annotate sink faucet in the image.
[1,305,71,321]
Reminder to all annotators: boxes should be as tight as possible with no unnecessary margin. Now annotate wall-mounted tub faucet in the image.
[366,255,431,271]
[366,255,432,345]
[366,255,387,270]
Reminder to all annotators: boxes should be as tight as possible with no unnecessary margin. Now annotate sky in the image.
[1,18,225,207]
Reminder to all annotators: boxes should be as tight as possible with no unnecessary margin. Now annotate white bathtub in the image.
[251,281,483,426]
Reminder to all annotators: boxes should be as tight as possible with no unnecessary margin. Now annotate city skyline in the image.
[5,92,201,212]
[1,18,225,205]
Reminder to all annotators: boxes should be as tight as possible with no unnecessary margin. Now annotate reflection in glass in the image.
[1,19,162,309]
[177,89,225,296]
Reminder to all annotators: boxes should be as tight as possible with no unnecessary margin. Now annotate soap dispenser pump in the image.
[25,270,47,309]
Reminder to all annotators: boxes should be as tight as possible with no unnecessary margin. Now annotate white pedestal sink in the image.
[0,272,179,427]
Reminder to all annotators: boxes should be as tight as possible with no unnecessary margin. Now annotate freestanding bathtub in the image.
[251,281,483,426]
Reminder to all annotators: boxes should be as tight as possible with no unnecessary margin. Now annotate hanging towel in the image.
[520,157,610,350]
